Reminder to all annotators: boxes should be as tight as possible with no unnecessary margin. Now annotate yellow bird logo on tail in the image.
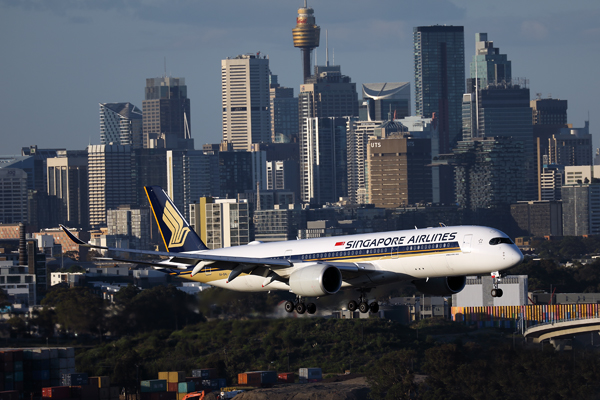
[163,201,190,248]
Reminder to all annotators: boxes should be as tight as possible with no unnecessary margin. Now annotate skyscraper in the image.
[299,65,358,204]
[100,103,143,148]
[468,33,511,91]
[142,77,192,150]
[47,150,88,228]
[414,26,465,154]
[270,73,299,143]
[221,54,271,151]
[87,144,135,227]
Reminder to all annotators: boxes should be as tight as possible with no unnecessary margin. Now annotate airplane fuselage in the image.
[167,225,523,293]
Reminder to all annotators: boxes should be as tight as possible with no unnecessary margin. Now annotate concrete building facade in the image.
[222,54,271,151]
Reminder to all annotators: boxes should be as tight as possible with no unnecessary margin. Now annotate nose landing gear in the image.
[491,271,503,298]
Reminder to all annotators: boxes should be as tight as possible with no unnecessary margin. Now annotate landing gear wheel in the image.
[296,302,306,314]
[306,303,317,314]
[491,289,497,297]
[497,289,503,297]
[358,302,369,314]
[284,301,295,313]
[369,302,379,313]
[348,300,358,312]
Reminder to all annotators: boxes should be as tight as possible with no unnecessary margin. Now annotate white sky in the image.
[1,0,599,155]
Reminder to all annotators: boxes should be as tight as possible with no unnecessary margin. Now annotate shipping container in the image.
[99,387,110,399]
[42,386,71,398]
[191,369,218,379]
[0,390,19,400]
[61,373,88,386]
[178,382,195,393]
[277,372,295,383]
[238,371,276,387]
[89,376,111,388]
[299,368,322,380]
[167,382,178,392]
[141,379,167,393]
[168,371,185,383]
[80,384,100,400]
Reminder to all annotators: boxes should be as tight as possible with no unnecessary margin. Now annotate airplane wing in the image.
[59,224,293,270]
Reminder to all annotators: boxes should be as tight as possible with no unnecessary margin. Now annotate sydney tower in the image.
[292,2,320,83]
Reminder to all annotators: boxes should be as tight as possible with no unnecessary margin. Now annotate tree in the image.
[367,349,418,400]
[42,287,105,336]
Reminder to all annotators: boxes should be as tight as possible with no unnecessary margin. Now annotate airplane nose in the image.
[511,246,524,265]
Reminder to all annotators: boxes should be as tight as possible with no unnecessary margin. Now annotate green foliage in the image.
[107,285,205,336]
[42,287,105,335]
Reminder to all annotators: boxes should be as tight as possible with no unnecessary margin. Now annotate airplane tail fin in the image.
[144,186,208,252]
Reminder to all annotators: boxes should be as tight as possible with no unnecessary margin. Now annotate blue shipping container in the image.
[178,382,195,393]
[141,379,167,393]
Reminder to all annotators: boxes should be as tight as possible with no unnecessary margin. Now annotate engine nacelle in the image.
[289,264,342,297]
[412,276,466,296]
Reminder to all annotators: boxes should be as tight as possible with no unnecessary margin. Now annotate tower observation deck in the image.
[292,2,320,83]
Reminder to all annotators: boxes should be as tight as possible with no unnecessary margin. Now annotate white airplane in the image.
[61,186,523,315]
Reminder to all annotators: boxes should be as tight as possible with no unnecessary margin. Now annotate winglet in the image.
[59,224,107,249]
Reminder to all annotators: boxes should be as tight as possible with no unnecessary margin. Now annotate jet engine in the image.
[412,276,466,296]
[288,263,342,297]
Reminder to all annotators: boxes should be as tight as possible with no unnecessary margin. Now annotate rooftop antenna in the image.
[326,30,329,67]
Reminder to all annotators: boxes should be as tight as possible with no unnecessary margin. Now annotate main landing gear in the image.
[348,290,379,314]
[284,296,317,315]
[491,271,503,298]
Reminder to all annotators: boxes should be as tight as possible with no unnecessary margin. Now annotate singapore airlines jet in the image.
[61,186,523,315]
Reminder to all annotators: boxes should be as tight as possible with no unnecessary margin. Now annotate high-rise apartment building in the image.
[87,144,135,227]
[362,82,410,121]
[221,54,271,151]
[100,103,143,148]
[47,150,88,228]
[414,26,464,154]
[453,137,525,210]
[107,206,151,250]
[142,77,192,150]
[189,198,249,249]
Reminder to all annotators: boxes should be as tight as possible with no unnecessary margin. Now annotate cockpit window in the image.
[489,237,514,245]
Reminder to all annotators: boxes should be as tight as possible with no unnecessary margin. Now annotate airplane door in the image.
[284,249,293,261]
[391,245,399,259]
[462,234,473,253]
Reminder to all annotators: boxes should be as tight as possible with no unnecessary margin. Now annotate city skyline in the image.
[1,0,599,155]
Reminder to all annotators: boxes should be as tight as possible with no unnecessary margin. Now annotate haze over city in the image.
[1,0,599,155]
